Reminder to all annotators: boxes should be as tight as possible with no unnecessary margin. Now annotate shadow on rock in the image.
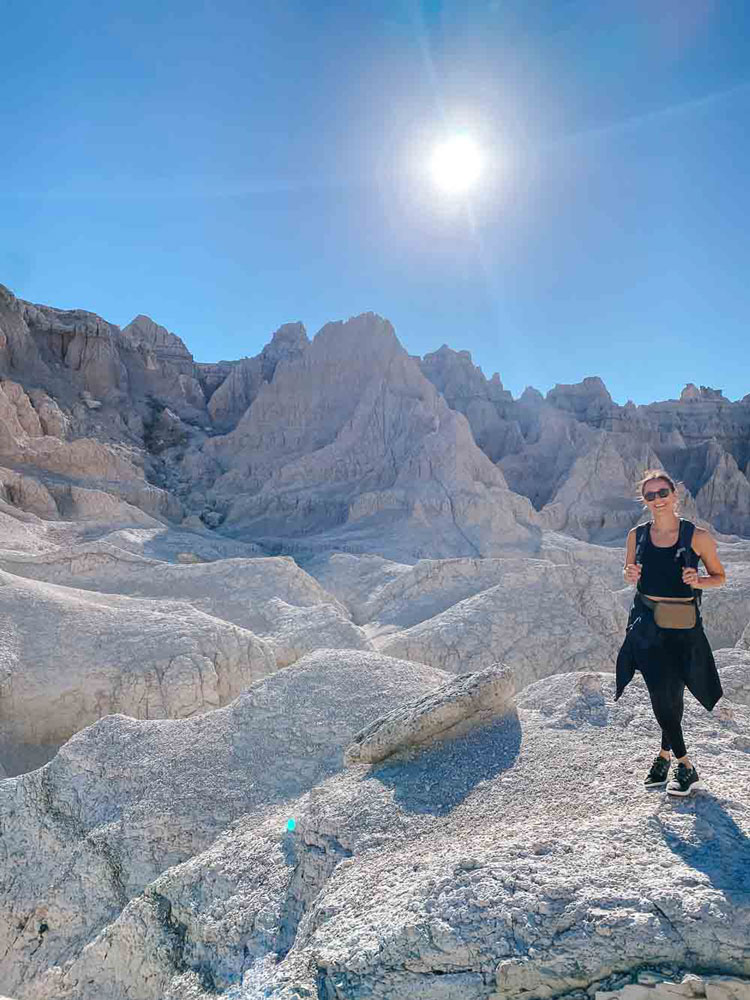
[369,711,522,816]
[656,798,750,904]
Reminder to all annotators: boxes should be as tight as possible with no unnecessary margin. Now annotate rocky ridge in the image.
[3,283,750,552]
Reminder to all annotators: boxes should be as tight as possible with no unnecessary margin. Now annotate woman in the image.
[616,469,726,797]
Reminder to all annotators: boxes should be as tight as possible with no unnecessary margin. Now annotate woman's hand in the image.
[624,563,642,585]
[682,567,700,587]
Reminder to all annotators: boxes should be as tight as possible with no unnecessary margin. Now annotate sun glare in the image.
[429,134,483,194]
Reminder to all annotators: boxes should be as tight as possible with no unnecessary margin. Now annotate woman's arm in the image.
[684,528,726,589]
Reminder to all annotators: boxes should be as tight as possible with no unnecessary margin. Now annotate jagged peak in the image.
[546,376,612,400]
[121,315,193,359]
[680,382,728,402]
[519,386,544,403]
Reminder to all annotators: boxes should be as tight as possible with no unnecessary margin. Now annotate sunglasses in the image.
[643,487,672,502]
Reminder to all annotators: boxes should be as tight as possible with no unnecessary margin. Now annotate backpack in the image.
[634,517,702,606]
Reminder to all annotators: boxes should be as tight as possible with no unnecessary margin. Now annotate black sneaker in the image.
[644,754,671,787]
[666,762,700,797]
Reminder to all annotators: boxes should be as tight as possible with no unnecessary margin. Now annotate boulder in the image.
[344,662,515,765]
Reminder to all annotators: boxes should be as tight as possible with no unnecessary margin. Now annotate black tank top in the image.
[639,529,694,598]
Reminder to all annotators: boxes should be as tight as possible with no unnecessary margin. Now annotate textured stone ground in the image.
[1,652,748,1000]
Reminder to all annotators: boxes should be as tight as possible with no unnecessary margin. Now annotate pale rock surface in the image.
[0,650,448,995]
[0,505,60,554]
[0,467,59,518]
[416,359,750,543]
[537,432,667,543]
[0,568,275,775]
[299,551,416,626]
[419,345,517,462]
[345,662,516,765]
[255,597,371,668]
[90,524,266,562]
[120,314,207,416]
[0,376,183,525]
[692,444,750,537]
[4,664,748,999]
[379,558,627,684]
[206,321,309,429]
[203,314,540,558]
[0,378,141,480]
[698,553,750,650]
[546,375,614,427]
[0,547,369,669]
[16,296,128,398]
[305,536,628,630]
[120,315,195,375]
[538,531,626,587]
[306,553,537,632]
[497,391,601,512]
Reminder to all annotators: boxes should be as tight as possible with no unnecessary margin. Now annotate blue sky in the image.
[2,0,749,405]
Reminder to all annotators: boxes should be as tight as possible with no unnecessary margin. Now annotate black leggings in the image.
[639,658,687,759]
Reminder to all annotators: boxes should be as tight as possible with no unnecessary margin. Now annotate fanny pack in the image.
[633,518,702,629]
[639,594,697,629]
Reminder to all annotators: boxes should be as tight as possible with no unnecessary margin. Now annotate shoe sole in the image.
[645,778,669,787]
[666,779,700,797]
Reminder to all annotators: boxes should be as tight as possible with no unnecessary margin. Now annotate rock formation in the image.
[205,321,309,430]
[2,656,749,999]
[2,281,750,1000]
[418,345,750,542]
[0,650,449,995]
[344,662,516,765]
[378,557,627,684]
[0,567,276,775]
[0,544,356,645]
[201,313,540,559]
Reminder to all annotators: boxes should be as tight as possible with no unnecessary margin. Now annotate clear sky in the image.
[2,0,749,405]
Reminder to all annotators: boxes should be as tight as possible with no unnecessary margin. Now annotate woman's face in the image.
[642,478,676,514]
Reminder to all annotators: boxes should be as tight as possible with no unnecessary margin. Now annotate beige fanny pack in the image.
[639,594,697,629]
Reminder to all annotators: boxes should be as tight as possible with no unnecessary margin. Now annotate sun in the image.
[429,134,483,194]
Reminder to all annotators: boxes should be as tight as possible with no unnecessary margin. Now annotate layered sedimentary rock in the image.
[419,345,518,462]
[120,314,206,416]
[4,282,750,547]
[205,321,309,429]
[201,313,540,559]
[419,347,750,541]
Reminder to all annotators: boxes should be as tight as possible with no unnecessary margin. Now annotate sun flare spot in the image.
[429,134,483,194]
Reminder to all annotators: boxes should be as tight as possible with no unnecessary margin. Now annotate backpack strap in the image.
[675,518,702,606]
[634,522,649,594]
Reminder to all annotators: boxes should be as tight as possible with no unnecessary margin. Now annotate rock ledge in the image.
[344,661,515,765]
